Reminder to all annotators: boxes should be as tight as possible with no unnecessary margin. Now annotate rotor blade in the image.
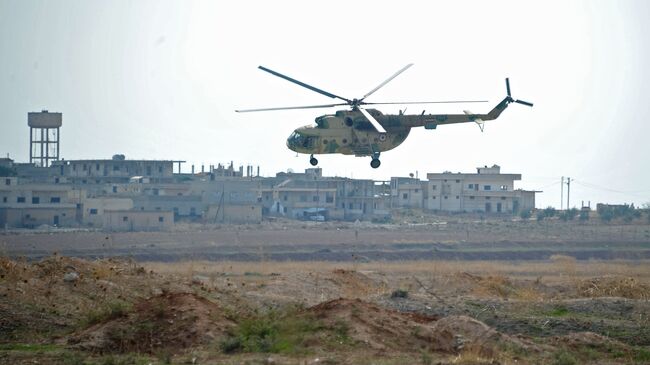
[514,99,534,107]
[506,78,511,97]
[362,100,488,105]
[362,63,414,100]
[358,107,387,134]
[236,103,348,113]
[258,66,351,103]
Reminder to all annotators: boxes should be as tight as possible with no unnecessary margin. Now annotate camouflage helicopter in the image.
[236,64,532,168]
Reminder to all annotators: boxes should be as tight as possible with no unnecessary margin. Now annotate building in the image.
[52,156,176,184]
[390,177,424,209]
[424,165,535,213]
[102,210,173,231]
[261,168,390,221]
[0,178,79,227]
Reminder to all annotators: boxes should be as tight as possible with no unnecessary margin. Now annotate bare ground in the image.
[1,220,650,364]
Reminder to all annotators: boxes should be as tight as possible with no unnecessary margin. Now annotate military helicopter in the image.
[236,64,532,168]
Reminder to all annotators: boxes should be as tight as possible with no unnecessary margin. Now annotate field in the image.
[1,217,650,364]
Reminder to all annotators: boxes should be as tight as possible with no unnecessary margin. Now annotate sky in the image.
[1,0,649,209]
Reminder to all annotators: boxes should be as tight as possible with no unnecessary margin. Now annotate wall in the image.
[102,210,173,231]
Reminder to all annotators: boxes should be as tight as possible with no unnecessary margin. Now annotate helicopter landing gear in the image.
[370,152,381,169]
[309,155,318,166]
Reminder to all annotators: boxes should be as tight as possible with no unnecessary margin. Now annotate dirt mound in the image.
[307,298,537,357]
[328,269,381,297]
[69,292,232,353]
[578,276,650,299]
[309,298,445,352]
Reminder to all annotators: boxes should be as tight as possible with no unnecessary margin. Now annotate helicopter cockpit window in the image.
[288,131,315,148]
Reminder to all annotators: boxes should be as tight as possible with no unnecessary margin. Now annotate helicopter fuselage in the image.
[286,109,412,156]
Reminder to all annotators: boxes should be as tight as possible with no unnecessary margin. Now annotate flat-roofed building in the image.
[102,210,173,231]
[0,180,78,227]
[425,165,536,214]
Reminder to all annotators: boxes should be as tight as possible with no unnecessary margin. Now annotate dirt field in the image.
[1,219,650,364]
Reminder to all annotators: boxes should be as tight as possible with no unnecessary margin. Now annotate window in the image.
[486,197,491,200]
[501,197,506,200]
[4,179,10,185]
[122,216,128,222]
[17,197,25,203]
[158,166,163,173]
[484,185,491,191]
[349,203,353,209]
[50,197,61,203]
[500,185,508,191]
[444,196,448,199]
[312,196,319,202]
[432,196,436,199]
[89,209,98,215]
[342,203,345,208]
[431,185,437,190]
[468,184,474,189]
[54,178,59,184]
[82,164,87,171]
[283,195,288,201]
[158,216,164,222]
[113,165,120,171]
[155,207,161,211]
[96,164,100,170]
[112,186,117,193]
[326,194,334,203]
[414,189,419,193]
[456,196,459,199]
[32,197,40,204]
[402,193,408,199]
[469,196,475,200]
[2,197,6,203]
[455,179,460,183]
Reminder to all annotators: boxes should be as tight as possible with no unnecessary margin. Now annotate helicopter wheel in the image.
[309,155,318,166]
[370,158,381,169]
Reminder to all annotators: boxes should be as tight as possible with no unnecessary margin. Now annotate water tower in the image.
[28,110,61,167]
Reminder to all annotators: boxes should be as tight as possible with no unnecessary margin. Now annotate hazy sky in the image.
[1,0,649,208]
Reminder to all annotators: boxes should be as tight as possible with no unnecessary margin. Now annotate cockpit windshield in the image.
[287,131,315,149]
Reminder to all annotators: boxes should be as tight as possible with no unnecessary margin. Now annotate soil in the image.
[68,292,233,353]
[1,221,649,364]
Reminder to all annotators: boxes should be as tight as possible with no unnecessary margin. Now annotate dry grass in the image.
[143,259,650,283]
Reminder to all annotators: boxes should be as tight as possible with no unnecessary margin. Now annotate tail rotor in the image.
[505,78,533,107]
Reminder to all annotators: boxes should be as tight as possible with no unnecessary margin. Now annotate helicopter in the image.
[236,64,532,168]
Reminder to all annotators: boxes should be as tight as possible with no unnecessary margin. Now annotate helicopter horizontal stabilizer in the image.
[464,110,485,132]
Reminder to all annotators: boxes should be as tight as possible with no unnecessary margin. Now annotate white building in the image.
[425,165,536,214]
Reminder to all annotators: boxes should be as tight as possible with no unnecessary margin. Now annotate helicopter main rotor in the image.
[236,64,488,134]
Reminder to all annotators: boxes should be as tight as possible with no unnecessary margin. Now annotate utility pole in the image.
[566,177,572,209]
[560,176,564,210]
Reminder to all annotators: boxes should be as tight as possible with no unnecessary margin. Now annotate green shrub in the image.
[519,210,532,219]
[391,289,408,298]
[553,350,577,365]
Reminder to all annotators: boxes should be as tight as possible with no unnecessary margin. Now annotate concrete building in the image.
[425,165,535,213]
[52,157,176,184]
[0,179,78,227]
[102,210,173,231]
[390,177,424,209]
[261,168,390,221]
[82,197,134,227]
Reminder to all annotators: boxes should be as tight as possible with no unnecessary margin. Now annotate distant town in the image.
[2,110,539,231]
